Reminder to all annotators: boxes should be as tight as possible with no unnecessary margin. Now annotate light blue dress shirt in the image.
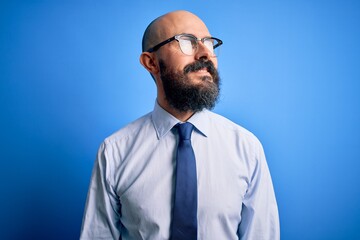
[80,102,280,240]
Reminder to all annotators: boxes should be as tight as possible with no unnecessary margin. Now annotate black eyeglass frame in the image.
[146,33,223,54]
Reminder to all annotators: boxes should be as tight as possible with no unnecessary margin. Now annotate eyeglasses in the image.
[146,33,223,57]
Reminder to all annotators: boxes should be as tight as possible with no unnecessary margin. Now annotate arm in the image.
[80,143,122,240]
[237,143,280,240]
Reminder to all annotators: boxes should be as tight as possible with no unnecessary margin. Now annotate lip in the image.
[189,68,212,82]
[192,68,210,75]
[191,70,211,77]
[197,68,209,73]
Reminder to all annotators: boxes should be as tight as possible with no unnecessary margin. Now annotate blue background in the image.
[1,0,359,239]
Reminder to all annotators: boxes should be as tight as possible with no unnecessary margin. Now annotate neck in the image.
[157,98,195,122]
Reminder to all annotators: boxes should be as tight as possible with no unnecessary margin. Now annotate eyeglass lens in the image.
[178,35,219,56]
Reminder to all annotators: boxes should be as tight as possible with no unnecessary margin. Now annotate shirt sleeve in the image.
[80,143,122,240]
[237,142,280,240]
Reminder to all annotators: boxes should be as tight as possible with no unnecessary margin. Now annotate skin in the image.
[140,10,218,122]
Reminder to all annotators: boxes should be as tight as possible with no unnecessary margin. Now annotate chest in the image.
[116,136,250,232]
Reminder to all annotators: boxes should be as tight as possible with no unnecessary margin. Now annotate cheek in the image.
[212,57,218,69]
[166,53,195,72]
[162,58,187,74]
[177,58,195,71]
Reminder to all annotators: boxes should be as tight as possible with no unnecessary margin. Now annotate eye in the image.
[203,39,215,52]
[180,36,196,47]
[179,38,192,51]
[178,35,197,55]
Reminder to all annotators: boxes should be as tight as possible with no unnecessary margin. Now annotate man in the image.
[80,10,279,240]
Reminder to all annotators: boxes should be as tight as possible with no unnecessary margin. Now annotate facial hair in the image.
[159,59,221,113]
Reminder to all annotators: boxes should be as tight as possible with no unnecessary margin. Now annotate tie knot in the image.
[176,122,194,140]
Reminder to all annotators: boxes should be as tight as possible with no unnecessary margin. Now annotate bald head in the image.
[142,10,210,52]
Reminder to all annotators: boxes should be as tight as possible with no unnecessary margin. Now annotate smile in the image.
[189,69,212,82]
[192,68,211,75]
[197,68,209,73]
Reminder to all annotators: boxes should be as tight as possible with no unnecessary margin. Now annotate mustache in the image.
[183,59,216,76]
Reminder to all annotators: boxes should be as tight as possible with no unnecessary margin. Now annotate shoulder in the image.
[96,112,155,168]
[207,111,260,142]
[103,112,153,146]
[204,111,264,159]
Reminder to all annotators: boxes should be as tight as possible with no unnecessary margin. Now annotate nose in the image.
[194,41,212,61]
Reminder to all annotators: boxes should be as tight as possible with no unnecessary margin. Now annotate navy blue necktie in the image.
[171,122,198,240]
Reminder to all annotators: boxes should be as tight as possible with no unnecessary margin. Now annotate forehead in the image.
[157,12,211,38]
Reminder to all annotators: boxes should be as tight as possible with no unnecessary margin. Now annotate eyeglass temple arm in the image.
[147,36,176,53]
[212,38,223,49]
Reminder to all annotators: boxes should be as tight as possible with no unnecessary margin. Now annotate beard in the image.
[159,58,221,113]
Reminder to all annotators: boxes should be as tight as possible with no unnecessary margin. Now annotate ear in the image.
[140,52,159,75]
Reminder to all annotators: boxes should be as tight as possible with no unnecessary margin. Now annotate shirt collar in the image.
[187,109,209,138]
[151,100,210,139]
[151,101,180,139]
